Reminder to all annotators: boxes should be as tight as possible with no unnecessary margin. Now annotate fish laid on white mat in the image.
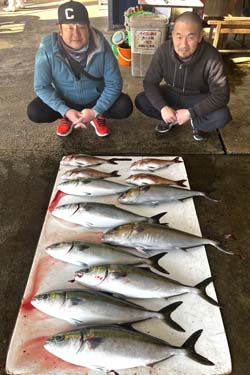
[61,167,120,180]
[60,154,131,167]
[31,289,184,331]
[44,326,214,371]
[130,156,182,172]
[51,202,166,228]
[126,173,187,187]
[46,240,168,274]
[118,184,219,205]
[103,223,234,255]
[57,178,129,197]
[72,264,218,305]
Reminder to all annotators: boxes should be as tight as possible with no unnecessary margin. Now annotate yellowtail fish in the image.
[44,326,214,370]
[32,289,184,331]
[118,184,219,205]
[72,264,218,305]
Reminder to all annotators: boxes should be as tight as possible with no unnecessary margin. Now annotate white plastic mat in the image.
[6,156,232,375]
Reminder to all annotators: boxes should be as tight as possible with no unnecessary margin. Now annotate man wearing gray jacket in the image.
[27,1,133,137]
[135,11,231,141]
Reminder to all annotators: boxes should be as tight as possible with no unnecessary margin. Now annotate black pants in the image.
[27,93,133,123]
[135,87,232,132]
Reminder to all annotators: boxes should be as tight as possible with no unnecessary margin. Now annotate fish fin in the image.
[182,329,214,366]
[148,253,169,274]
[108,158,132,164]
[110,170,120,177]
[85,336,105,350]
[140,185,151,192]
[195,277,220,307]
[176,179,187,187]
[110,271,127,279]
[149,211,167,224]
[70,318,82,324]
[159,301,185,332]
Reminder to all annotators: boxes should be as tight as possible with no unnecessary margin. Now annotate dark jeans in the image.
[27,93,133,123]
[135,86,232,132]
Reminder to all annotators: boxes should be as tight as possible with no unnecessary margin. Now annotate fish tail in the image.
[149,211,167,224]
[110,170,121,177]
[176,179,187,187]
[195,277,219,307]
[211,241,235,255]
[108,158,132,164]
[149,253,169,274]
[159,301,185,332]
[182,329,214,366]
[202,193,220,202]
[172,156,182,163]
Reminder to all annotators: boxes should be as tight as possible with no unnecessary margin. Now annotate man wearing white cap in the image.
[27,1,133,137]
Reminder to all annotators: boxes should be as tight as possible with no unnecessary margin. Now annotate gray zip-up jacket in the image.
[143,39,230,118]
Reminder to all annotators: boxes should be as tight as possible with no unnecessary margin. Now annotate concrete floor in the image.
[0,1,250,374]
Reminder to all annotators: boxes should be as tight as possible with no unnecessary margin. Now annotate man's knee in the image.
[27,102,42,123]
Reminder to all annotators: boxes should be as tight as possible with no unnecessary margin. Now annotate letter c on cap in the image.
[65,7,75,20]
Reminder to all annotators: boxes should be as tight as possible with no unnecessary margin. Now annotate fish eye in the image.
[55,334,64,342]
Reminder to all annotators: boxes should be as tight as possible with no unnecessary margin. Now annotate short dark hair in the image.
[174,11,203,31]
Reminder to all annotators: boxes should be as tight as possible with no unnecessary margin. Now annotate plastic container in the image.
[117,44,131,66]
[128,13,169,77]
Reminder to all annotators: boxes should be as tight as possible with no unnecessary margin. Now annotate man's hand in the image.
[65,109,88,129]
[72,108,96,129]
[175,109,191,125]
[161,106,177,124]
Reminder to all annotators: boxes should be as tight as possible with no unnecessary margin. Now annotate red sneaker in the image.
[56,117,74,137]
[90,117,110,137]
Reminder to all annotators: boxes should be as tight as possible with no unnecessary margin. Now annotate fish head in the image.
[118,186,141,204]
[125,175,136,184]
[46,242,73,260]
[102,224,134,246]
[60,170,74,180]
[52,204,79,220]
[44,329,83,360]
[74,266,108,286]
[31,291,66,315]
[60,154,79,166]
[130,159,147,171]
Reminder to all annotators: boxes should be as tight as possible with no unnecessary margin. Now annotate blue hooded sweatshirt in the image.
[34,27,122,117]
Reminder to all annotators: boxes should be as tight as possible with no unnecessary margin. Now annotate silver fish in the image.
[61,167,120,180]
[118,184,219,205]
[126,173,187,187]
[31,289,184,331]
[44,326,214,370]
[57,178,129,196]
[73,264,218,305]
[51,202,166,228]
[60,154,131,167]
[46,240,168,274]
[130,156,182,172]
[103,223,234,255]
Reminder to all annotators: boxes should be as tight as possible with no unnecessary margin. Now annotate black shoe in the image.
[193,130,206,141]
[155,121,177,134]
